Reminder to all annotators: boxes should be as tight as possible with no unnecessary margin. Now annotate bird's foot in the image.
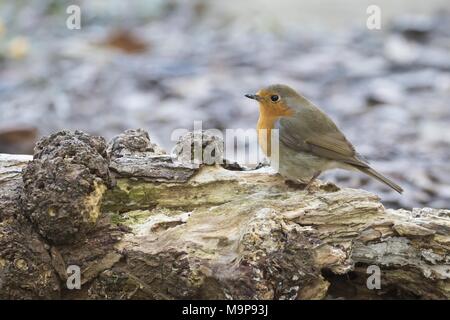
[285,179,320,193]
[285,172,322,193]
[284,180,308,190]
[305,171,322,194]
[304,183,315,194]
[304,180,321,194]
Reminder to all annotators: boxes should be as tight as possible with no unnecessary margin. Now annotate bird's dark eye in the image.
[270,95,279,102]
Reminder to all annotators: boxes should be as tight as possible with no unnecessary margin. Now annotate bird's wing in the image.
[277,108,369,168]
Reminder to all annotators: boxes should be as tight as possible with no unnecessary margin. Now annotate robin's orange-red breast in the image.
[246,84,403,193]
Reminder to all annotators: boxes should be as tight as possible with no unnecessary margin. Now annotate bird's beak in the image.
[245,94,261,101]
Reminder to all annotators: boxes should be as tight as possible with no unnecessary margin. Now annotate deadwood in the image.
[0,129,449,299]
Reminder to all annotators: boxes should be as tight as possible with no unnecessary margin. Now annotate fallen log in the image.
[0,129,449,299]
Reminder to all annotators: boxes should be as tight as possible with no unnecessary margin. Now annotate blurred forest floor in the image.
[0,0,449,209]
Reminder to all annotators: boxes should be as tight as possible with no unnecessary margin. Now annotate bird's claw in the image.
[285,180,308,190]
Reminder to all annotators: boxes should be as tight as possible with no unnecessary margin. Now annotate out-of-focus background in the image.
[0,0,449,209]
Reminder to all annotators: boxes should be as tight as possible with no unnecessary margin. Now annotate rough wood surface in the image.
[0,129,449,299]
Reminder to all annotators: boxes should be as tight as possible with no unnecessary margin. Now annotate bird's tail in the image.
[357,166,403,194]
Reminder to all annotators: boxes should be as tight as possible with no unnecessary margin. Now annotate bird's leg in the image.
[305,171,321,193]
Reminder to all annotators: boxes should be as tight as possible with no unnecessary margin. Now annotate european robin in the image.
[245,84,403,193]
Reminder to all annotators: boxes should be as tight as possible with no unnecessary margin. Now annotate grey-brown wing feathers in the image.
[278,108,369,168]
[276,107,403,193]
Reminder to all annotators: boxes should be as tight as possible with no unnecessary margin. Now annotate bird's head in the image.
[245,84,302,118]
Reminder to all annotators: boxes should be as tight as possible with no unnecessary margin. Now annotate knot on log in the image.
[21,130,110,244]
[107,129,201,183]
[172,130,224,166]
[107,128,166,160]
